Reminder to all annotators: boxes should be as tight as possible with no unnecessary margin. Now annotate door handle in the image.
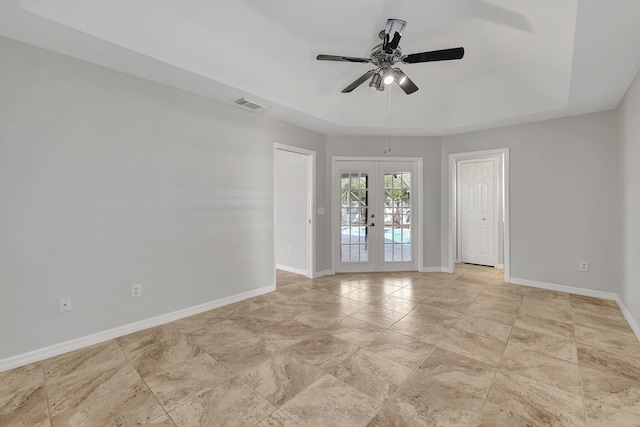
[369,223,375,227]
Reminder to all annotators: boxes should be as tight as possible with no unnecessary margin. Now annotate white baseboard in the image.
[314,269,334,278]
[616,297,640,341]
[420,266,448,273]
[509,277,618,301]
[0,284,275,373]
[495,264,504,270]
[275,264,308,276]
[430,264,456,273]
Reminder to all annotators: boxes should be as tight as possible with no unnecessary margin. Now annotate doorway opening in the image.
[448,149,510,281]
[274,143,315,278]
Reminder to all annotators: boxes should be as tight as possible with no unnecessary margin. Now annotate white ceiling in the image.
[2,0,640,136]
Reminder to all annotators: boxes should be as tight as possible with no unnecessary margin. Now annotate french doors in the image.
[334,160,418,272]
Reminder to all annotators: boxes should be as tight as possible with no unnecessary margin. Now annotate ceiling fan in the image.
[317,19,464,95]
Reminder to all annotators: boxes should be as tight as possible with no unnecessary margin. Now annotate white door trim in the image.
[274,143,316,278]
[447,148,510,282]
[331,156,423,273]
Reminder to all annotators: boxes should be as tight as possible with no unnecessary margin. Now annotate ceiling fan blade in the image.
[342,69,378,93]
[317,54,371,63]
[392,68,419,94]
[383,19,407,53]
[402,47,465,64]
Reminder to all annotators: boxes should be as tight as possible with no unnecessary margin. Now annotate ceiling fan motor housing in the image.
[370,44,402,67]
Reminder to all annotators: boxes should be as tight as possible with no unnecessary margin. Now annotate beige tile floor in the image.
[2,264,640,426]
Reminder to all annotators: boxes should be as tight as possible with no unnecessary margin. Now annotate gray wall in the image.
[618,67,640,328]
[442,112,622,293]
[325,136,443,269]
[1,33,637,362]
[0,37,326,359]
[275,149,308,272]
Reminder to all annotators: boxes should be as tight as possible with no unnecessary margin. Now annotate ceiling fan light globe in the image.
[369,73,382,89]
[383,74,394,85]
[391,68,406,85]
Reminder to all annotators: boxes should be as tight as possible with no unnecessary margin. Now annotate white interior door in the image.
[459,160,496,266]
[335,160,417,272]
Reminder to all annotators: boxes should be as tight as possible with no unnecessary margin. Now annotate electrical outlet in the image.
[579,261,589,272]
[132,283,142,297]
[59,297,72,312]
[287,246,292,254]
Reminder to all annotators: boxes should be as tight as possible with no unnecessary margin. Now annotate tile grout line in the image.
[382,267,496,422]
[335,273,454,415]
[40,362,54,426]
[571,300,590,425]
[385,340,437,403]
[459,272,508,424]
[472,278,525,426]
[115,335,187,425]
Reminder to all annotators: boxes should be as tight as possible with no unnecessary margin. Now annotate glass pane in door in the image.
[383,172,412,262]
[341,172,369,263]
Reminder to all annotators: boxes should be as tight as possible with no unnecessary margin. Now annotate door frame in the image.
[274,143,315,278]
[447,148,510,281]
[331,156,424,273]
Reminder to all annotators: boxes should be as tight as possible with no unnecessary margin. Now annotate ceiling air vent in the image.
[235,98,269,111]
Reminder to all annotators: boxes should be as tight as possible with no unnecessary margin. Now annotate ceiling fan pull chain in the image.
[385,88,392,154]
